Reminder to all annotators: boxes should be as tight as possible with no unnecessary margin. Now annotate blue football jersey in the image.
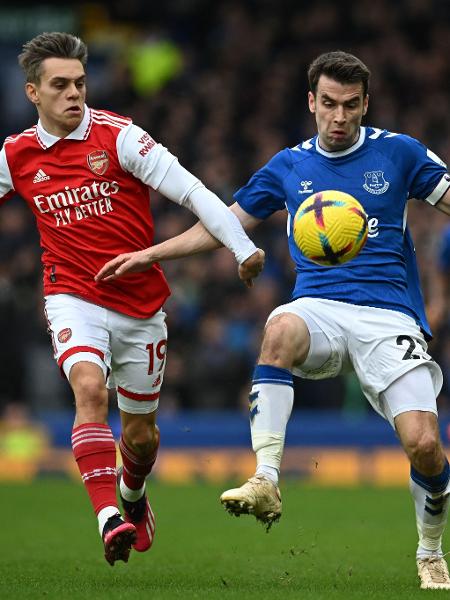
[234,127,450,338]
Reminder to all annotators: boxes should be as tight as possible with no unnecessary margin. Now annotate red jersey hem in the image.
[43,287,170,319]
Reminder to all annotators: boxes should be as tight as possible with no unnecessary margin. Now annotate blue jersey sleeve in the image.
[393,135,448,200]
[234,150,290,219]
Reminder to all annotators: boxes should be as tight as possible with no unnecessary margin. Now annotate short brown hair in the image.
[18,32,88,83]
[308,51,370,97]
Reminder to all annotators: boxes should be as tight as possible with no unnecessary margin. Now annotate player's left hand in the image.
[239,248,265,288]
[94,249,155,282]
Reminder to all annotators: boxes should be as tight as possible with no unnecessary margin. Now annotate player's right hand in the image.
[239,248,265,288]
[94,249,155,282]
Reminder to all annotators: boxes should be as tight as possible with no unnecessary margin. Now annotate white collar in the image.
[36,105,92,149]
[315,127,366,158]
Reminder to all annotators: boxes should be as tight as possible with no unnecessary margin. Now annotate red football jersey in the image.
[0,107,171,318]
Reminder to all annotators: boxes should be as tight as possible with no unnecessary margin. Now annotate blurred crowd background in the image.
[1,0,450,420]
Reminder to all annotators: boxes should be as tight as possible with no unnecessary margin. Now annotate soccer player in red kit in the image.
[0,32,264,565]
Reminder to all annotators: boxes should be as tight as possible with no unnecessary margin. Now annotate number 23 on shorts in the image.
[396,335,432,361]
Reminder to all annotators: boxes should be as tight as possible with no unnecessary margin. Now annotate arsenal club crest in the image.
[57,328,72,343]
[87,150,109,175]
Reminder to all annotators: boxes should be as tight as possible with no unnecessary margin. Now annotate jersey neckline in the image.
[315,127,366,158]
[36,105,91,149]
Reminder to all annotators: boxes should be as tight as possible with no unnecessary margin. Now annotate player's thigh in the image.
[382,364,439,426]
[268,298,348,378]
[44,293,111,381]
[349,308,442,424]
[110,309,168,415]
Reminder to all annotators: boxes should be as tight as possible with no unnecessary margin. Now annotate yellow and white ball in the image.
[293,190,368,266]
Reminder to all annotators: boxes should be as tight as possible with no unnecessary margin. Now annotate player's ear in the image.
[308,91,316,114]
[25,82,39,105]
[362,94,369,116]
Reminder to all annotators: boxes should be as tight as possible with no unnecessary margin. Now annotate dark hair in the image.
[18,32,88,83]
[308,51,370,97]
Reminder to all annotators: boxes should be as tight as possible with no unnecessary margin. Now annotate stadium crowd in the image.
[1,0,450,415]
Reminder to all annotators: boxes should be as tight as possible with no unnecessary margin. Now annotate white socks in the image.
[120,477,145,502]
[98,505,120,536]
[249,365,294,485]
[410,461,450,558]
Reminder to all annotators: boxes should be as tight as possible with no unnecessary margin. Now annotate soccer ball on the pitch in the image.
[293,190,368,266]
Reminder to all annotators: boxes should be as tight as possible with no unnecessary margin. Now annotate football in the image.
[293,190,368,266]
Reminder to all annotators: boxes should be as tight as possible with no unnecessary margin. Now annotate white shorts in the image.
[268,298,443,424]
[44,294,168,415]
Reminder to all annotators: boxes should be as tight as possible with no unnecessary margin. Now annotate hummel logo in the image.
[298,180,313,194]
[33,169,50,183]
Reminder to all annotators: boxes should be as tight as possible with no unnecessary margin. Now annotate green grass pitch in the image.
[1,480,449,599]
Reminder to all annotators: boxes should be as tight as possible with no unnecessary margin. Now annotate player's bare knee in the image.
[70,362,107,412]
[404,431,443,471]
[73,375,106,403]
[73,376,108,419]
[259,313,309,367]
[123,420,159,457]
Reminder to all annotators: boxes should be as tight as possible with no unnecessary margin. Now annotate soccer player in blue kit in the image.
[96,51,450,589]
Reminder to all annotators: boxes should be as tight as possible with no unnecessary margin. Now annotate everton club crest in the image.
[87,150,109,175]
[363,170,389,195]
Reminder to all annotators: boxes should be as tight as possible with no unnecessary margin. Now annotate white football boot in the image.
[417,556,450,590]
[220,474,281,531]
